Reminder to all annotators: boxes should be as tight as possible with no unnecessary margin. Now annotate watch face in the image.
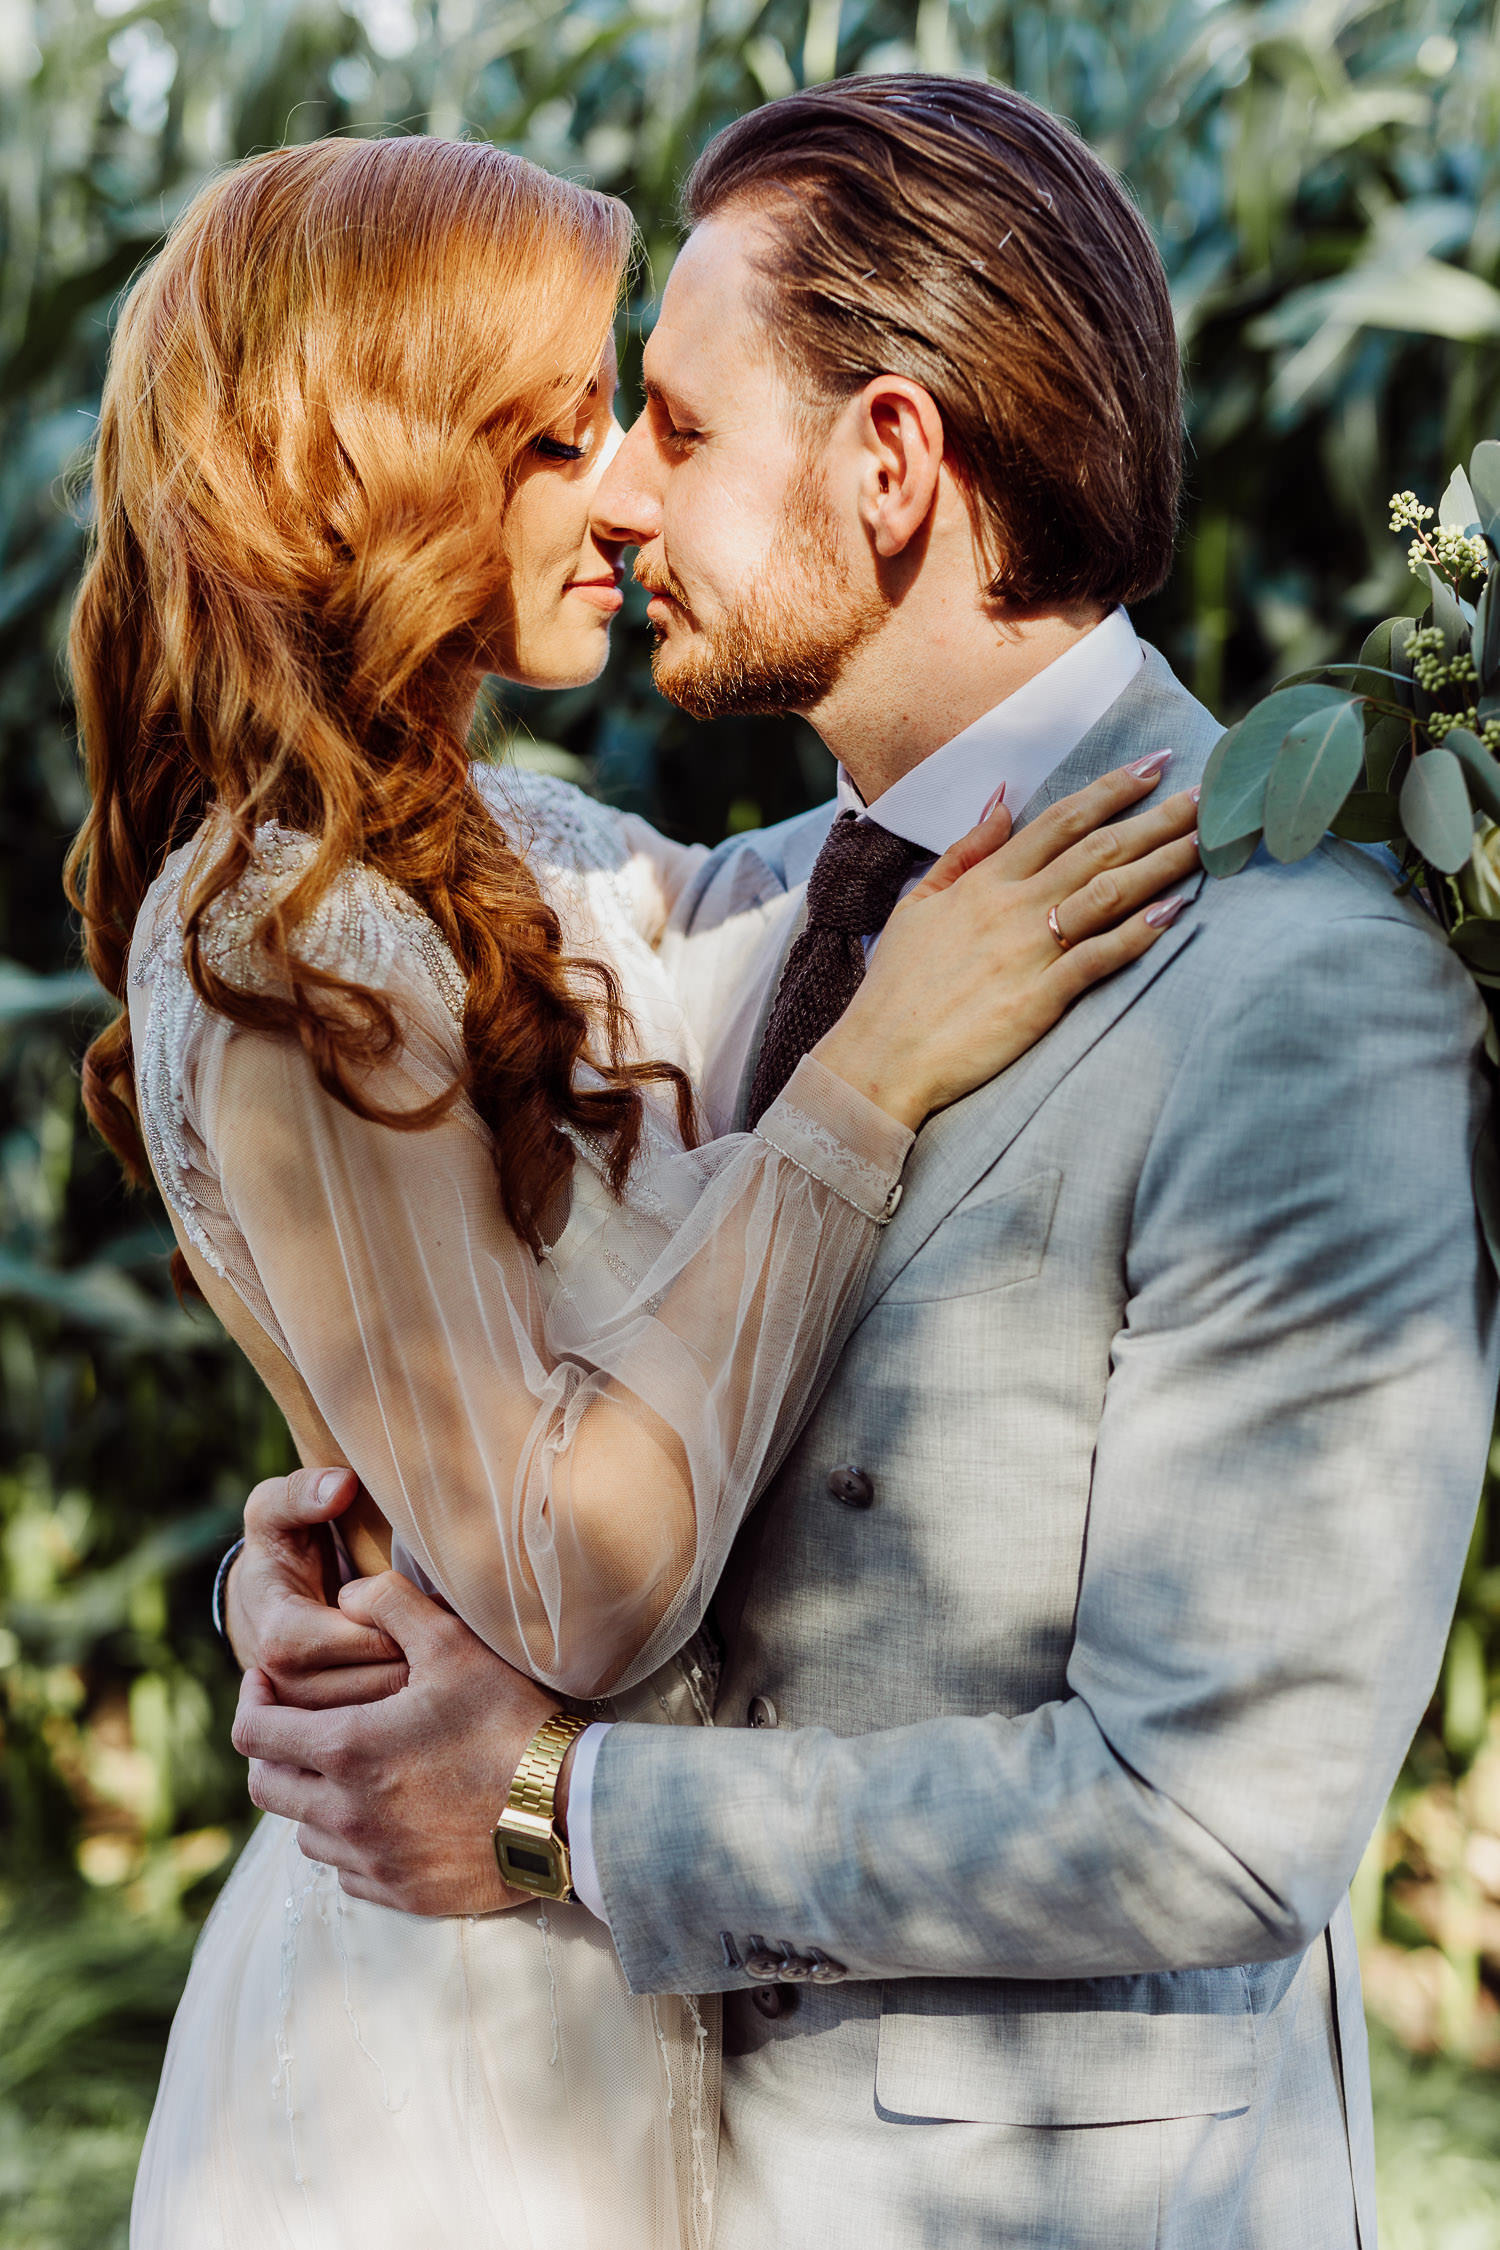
[494,1829,570,1900]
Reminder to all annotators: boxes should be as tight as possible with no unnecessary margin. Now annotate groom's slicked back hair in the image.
[685,75,1181,609]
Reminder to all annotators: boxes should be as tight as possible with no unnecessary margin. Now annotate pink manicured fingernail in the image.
[1144,895,1186,929]
[1130,748,1174,780]
[1189,784,1201,804]
[980,780,1007,820]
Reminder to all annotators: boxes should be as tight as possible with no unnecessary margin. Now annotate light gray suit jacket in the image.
[592,648,1499,2249]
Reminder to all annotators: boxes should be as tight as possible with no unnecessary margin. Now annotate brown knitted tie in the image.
[746,810,925,1128]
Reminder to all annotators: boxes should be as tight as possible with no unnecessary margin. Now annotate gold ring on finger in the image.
[1047,904,1071,953]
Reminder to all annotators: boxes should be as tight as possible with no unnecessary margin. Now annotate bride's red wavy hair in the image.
[65,135,693,1258]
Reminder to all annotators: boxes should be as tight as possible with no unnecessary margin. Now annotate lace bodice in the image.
[127,765,910,1694]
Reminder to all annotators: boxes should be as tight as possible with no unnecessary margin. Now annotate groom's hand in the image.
[225,1467,406,1707]
[232,1571,566,1916]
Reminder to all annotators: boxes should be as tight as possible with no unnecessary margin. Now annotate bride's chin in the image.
[498,627,613,695]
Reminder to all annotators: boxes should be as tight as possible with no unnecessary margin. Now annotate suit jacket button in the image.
[747,1695,778,1729]
[827,1464,874,1509]
[751,1984,793,2020]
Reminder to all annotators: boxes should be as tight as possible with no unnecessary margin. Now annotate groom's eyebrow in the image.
[642,369,702,420]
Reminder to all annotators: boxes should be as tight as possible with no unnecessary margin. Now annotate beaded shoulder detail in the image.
[126,772,649,1284]
[128,823,469,1284]
[473,763,629,874]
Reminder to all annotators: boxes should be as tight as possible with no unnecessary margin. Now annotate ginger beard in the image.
[641,459,883,719]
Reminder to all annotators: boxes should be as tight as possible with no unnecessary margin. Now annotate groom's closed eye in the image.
[642,379,705,455]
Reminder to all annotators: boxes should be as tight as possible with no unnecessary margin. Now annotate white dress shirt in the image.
[567,606,1145,1924]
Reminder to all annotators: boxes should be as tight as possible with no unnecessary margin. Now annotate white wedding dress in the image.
[126,767,909,2250]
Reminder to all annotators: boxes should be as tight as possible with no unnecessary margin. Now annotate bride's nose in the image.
[591,412,661,547]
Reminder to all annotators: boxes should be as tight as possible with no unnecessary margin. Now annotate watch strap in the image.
[492,1712,589,1901]
[504,1711,590,1826]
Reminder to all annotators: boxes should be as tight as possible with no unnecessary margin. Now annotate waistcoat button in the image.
[751,1984,792,2020]
[827,1464,875,1509]
[747,1695,778,1730]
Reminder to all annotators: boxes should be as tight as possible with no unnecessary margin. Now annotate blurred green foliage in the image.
[6,0,1500,2240]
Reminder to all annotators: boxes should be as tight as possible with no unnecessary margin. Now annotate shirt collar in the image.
[835,606,1144,855]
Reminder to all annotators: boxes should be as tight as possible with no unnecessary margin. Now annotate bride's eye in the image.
[532,434,586,463]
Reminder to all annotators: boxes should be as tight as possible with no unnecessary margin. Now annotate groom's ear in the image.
[849,376,946,561]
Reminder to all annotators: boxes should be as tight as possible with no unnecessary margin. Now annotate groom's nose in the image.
[590,410,661,550]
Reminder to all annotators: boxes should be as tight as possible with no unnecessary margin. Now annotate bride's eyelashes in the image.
[531,435,587,463]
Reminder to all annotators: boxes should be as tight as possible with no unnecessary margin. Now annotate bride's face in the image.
[488,340,626,690]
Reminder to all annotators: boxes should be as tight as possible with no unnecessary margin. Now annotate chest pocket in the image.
[879,1166,1062,1306]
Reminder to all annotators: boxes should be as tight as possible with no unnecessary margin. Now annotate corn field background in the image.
[5,0,1500,2241]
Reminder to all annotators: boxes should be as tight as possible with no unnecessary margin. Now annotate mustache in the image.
[632,558,694,611]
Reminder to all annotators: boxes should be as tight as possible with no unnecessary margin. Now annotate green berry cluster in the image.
[1403,626,1500,746]
[1389,490,1433,532]
[1389,488,1491,590]
[1409,626,1478,696]
[1413,527,1489,588]
[1425,708,1500,748]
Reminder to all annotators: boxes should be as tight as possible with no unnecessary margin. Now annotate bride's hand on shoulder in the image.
[814,753,1200,1131]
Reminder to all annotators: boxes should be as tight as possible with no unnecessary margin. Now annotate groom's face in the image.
[593,212,882,719]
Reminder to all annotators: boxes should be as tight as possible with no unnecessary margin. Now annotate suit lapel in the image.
[853,648,1223,1320]
[856,907,1201,1318]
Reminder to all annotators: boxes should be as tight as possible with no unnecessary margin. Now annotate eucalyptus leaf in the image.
[1427,564,1471,654]
[1263,698,1365,860]
[1476,574,1500,693]
[1273,660,1410,689]
[1330,791,1402,842]
[1388,614,1416,707]
[1197,684,1348,850]
[1400,747,1477,873]
[1442,466,1482,536]
[1445,728,1500,822]
[1352,618,1394,704]
[1364,711,1411,792]
[1450,919,1500,975]
[1199,829,1261,879]
[1471,439,1500,543]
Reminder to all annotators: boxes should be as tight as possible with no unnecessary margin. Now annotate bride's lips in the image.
[567,575,624,614]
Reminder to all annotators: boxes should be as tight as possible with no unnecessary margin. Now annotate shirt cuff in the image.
[754,1052,914,1223]
[566,1720,613,1923]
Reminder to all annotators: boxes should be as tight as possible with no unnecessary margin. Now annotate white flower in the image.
[1460,819,1500,919]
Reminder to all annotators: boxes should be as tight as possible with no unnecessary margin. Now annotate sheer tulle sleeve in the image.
[136,864,908,1697]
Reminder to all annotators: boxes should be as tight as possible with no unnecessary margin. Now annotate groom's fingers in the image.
[244,1592,402,1702]
[238,1665,277,1711]
[233,1676,353,1776]
[246,1757,333,1823]
[244,1465,357,1543]
[278,1658,412,1710]
[339,1568,494,1674]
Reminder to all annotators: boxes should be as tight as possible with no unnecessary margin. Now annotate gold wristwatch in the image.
[491,1711,590,1901]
